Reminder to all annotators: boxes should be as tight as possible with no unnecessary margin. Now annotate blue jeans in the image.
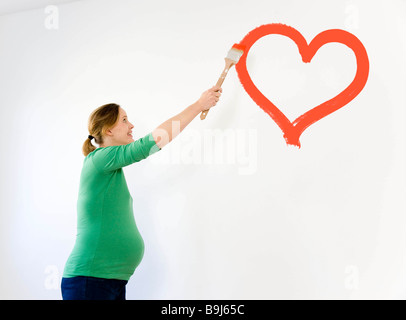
[61,276,128,300]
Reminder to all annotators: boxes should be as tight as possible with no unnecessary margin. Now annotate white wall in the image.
[1,0,406,299]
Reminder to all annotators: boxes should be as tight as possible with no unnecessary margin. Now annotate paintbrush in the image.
[200,43,246,120]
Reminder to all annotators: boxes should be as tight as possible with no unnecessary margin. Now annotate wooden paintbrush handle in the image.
[200,58,235,120]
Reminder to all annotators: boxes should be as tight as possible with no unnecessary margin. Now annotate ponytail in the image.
[82,136,97,157]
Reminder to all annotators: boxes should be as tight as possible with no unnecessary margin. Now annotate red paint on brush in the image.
[232,43,246,51]
[234,23,369,148]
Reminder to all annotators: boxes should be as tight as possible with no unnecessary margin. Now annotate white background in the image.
[1,0,406,299]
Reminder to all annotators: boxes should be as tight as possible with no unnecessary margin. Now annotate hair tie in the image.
[88,135,94,140]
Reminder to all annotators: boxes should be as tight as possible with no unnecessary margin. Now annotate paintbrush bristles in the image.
[226,43,246,63]
[226,48,244,63]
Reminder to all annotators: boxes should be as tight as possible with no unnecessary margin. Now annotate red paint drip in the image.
[234,23,369,148]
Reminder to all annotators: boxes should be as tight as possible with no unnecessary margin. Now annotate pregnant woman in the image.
[61,86,222,300]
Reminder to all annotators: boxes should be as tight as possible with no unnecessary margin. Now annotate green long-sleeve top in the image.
[63,132,160,281]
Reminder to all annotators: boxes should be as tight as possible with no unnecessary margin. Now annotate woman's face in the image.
[107,107,135,145]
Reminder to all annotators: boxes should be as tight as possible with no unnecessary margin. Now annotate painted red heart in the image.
[235,23,369,148]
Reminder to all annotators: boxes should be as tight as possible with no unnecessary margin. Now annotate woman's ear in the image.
[103,128,113,137]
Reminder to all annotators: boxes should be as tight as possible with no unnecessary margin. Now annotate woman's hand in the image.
[196,86,223,112]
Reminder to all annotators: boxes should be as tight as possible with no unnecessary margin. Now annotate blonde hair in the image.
[82,103,120,156]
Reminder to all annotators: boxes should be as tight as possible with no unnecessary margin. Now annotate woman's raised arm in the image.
[152,86,222,149]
